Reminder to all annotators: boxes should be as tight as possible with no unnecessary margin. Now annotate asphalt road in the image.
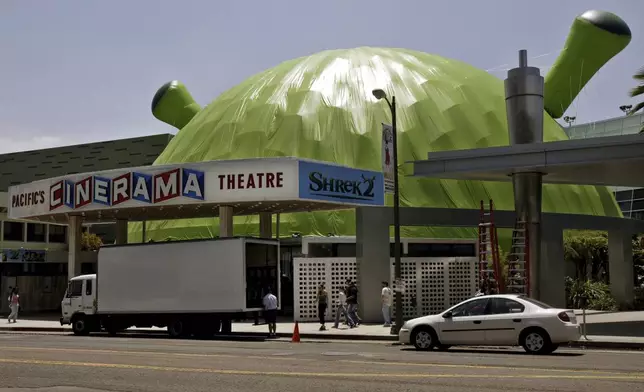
[0,332,643,392]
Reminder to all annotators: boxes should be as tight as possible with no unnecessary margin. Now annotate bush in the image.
[81,232,103,251]
[634,287,644,311]
[565,277,618,311]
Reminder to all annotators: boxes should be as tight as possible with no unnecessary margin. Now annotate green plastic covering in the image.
[128,44,623,243]
[544,10,631,119]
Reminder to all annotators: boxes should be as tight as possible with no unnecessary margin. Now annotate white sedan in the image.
[398,294,580,354]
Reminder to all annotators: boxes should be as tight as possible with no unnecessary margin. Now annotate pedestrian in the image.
[7,287,19,323]
[345,280,359,328]
[262,287,278,337]
[333,287,348,329]
[317,283,328,331]
[381,281,393,327]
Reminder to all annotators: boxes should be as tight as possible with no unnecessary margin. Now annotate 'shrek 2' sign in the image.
[49,168,205,211]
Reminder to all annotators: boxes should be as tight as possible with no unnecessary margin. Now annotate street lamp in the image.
[372,88,403,335]
[563,115,576,127]
[619,105,633,114]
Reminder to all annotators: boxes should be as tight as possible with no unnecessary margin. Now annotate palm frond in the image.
[629,85,644,98]
[628,101,644,115]
[634,66,644,80]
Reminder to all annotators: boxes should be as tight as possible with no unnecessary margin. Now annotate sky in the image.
[0,0,643,154]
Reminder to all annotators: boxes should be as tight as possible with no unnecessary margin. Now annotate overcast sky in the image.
[1,0,642,154]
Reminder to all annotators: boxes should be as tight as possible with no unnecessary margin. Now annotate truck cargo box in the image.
[96,237,279,314]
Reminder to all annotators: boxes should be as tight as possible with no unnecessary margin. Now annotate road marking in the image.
[1,346,309,362]
[340,359,640,376]
[0,358,642,381]
[2,346,640,378]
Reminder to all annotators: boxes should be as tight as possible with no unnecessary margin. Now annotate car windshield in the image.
[518,295,552,309]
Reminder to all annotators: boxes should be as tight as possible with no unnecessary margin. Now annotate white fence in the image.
[293,257,477,322]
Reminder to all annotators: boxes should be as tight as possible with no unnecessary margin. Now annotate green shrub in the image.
[634,287,644,310]
[565,277,618,311]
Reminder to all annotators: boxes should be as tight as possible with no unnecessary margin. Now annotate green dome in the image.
[130,47,621,242]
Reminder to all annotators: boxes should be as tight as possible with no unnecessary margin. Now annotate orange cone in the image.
[291,321,301,343]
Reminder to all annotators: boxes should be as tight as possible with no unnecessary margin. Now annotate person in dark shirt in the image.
[345,280,359,328]
[317,283,328,331]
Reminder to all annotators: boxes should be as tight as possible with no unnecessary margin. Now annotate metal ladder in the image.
[478,200,502,294]
[506,219,530,295]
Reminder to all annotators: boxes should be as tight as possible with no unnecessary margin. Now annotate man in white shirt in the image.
[332,287,348,329]
[262,288,278,337]
[381,281,393,327]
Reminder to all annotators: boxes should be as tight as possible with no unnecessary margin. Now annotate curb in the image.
[567,340,644,350]
[0,327,397,341]
[2,327,643,349]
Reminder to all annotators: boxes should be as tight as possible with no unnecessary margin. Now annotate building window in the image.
[3,221,24,242]
[633,188,644,200]
[630,199,644,212]
[49,225,67,243]
[26,223,47,242]
[614,190,634,202]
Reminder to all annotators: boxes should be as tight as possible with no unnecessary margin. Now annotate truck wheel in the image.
[72,315,90,336]
[221,319,232,334]
[168,320,186,339]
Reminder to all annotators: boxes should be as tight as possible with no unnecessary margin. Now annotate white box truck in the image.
[60,237,279,337]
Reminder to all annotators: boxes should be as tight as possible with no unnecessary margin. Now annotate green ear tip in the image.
[578,10,631,37]
[150,81,201,130]
[151,81,178,113]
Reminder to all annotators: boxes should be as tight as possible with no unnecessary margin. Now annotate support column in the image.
[219,206,234,238]
[356,207,391,322]
[505,49,545,300]
[259,212,272,239]
[608,228,634,308]
[67,216,82,279]
[141,221,147,243]
[539,225,566,308]
[115,219,128,245]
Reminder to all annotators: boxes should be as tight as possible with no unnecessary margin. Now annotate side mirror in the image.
[442,311,453,319]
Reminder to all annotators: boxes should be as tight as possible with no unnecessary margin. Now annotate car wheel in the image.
[412,327,437,351]
[520,328,553,355]
[72,315,90,336]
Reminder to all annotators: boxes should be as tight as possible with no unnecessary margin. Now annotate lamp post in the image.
[372,88,402,335]
[619,105,633,114]
[563,115,576,128]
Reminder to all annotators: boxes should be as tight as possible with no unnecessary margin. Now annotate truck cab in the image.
[60,274,97,327]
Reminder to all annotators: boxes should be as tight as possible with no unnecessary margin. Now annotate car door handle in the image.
[512,319,522,323]
[473,320,482,324]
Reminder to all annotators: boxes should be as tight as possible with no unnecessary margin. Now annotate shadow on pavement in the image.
[399,347,584,357]
[59,331,272,342]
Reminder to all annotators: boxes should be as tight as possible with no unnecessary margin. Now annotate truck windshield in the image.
[66,280,83,298]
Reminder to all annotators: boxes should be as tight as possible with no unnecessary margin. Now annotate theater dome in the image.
[129,47,621,241]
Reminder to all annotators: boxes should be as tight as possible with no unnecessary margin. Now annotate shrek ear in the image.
[151,81,201,129]
[544,10,631,119]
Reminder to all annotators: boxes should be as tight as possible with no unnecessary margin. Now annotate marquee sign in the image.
[7,158,384,221]
[297,160,385,206]
[48,167,206,211]
[8,158,296,220]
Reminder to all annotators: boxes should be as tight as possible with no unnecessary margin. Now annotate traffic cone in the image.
[291,321,301,343]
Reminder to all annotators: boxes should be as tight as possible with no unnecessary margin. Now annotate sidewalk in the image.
[1,319,643,350]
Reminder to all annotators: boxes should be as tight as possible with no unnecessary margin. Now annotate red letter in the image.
[276,172,283,188]
[247,173,256,188]
[266,173,275,188]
